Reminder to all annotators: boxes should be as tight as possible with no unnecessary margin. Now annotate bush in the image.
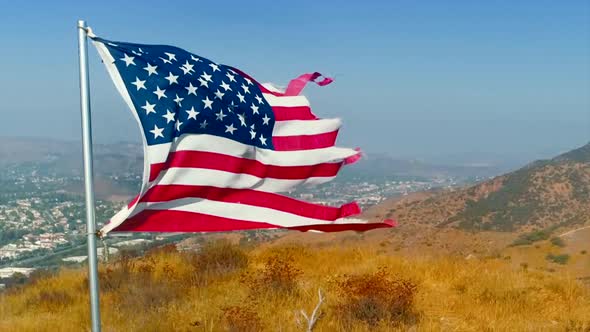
[550,237,566,247]
[28,289,74,312]
[546,253,570,265]
[221,305,263,332]
[118,276,181,309]
[241,248,303,297]
[188,240,249,276]
[330,267,418,327]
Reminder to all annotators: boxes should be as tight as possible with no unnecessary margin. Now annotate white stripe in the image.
[273,119,341,137]
[102,205,132,234]
[151,167,336,193]
[261,83,284,93]
[145,134,358,165]
[263,93,310,107]
[133,198,368,228]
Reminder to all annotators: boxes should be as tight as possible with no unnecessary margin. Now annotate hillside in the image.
[1,241,589,331]
[365,142,590,232]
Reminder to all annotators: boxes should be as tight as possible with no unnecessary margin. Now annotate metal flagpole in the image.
[77,19,102,332]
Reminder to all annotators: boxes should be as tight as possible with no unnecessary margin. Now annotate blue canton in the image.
[94,37,275,149]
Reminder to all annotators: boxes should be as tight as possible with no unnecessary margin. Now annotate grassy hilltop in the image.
[1,240,589,331]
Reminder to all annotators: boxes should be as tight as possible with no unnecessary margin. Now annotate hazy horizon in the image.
[0,1,588,164]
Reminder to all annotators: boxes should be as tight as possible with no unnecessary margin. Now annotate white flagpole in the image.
[77,19,102,332]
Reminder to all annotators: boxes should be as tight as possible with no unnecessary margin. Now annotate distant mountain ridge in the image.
[0,137,143,200]
[0,137,143,176]
[341,152,506,180]
[366,142,590,232]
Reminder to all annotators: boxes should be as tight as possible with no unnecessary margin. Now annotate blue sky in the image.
[0,0,588,164]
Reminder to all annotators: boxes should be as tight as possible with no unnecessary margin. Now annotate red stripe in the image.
[139,184,361,221]
[273,130,339,151]
[272,106,317,121]
[112,209,394,233]
[148,150,343,182]
[288,219,397,232]
[113,209,278,232]
[127,194,140,208]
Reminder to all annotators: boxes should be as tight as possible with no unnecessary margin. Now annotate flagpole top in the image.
[77,21,95,38]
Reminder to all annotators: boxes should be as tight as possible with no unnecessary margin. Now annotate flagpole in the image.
[77,19,102,332]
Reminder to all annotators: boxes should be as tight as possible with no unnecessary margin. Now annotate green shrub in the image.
[546,253,570,265]
[511,230,551,246]
[550,237,566,247]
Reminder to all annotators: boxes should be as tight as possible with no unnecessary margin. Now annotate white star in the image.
[236,92,246,103]
[209,63,220,72]
[149,125,164,139]
[164,52,177,62]
[249,128,256,139]
[225,123,237,134]
[262,114,271,125]
[174,94,184,106]
[241,84,250,94]
[131,77,146,91]
[215,110,226,121]
[255,95,264,104]
[226,72,236,82]
[143,63,158,76]
[191,55,203,62]
[198,77,209,87]
[202,96,213,110]
[228,101,237,112]
[165,72,179,85]
[201,72,213,82]
[244,77,253,85]
[214,89,224,100]
[200,119,208,129]
[220,81,231,91]
[120,54,135,66]
[250,103,259,114]
[162,109,175,123]
[141,101,156,115]
[159,57,172,64]
[153,86,167,100]
[238,113,247,127]
[186,106,199,120]
[180,61,195,75]
[259,135,267,146]
[175,119,183,131]
[185,82,198,96]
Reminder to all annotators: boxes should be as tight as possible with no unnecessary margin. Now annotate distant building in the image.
[0,267,36,278]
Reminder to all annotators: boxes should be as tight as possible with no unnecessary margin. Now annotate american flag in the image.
[90,32,394,234]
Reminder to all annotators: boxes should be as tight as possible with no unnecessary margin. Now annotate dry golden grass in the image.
[1,240,589,331]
